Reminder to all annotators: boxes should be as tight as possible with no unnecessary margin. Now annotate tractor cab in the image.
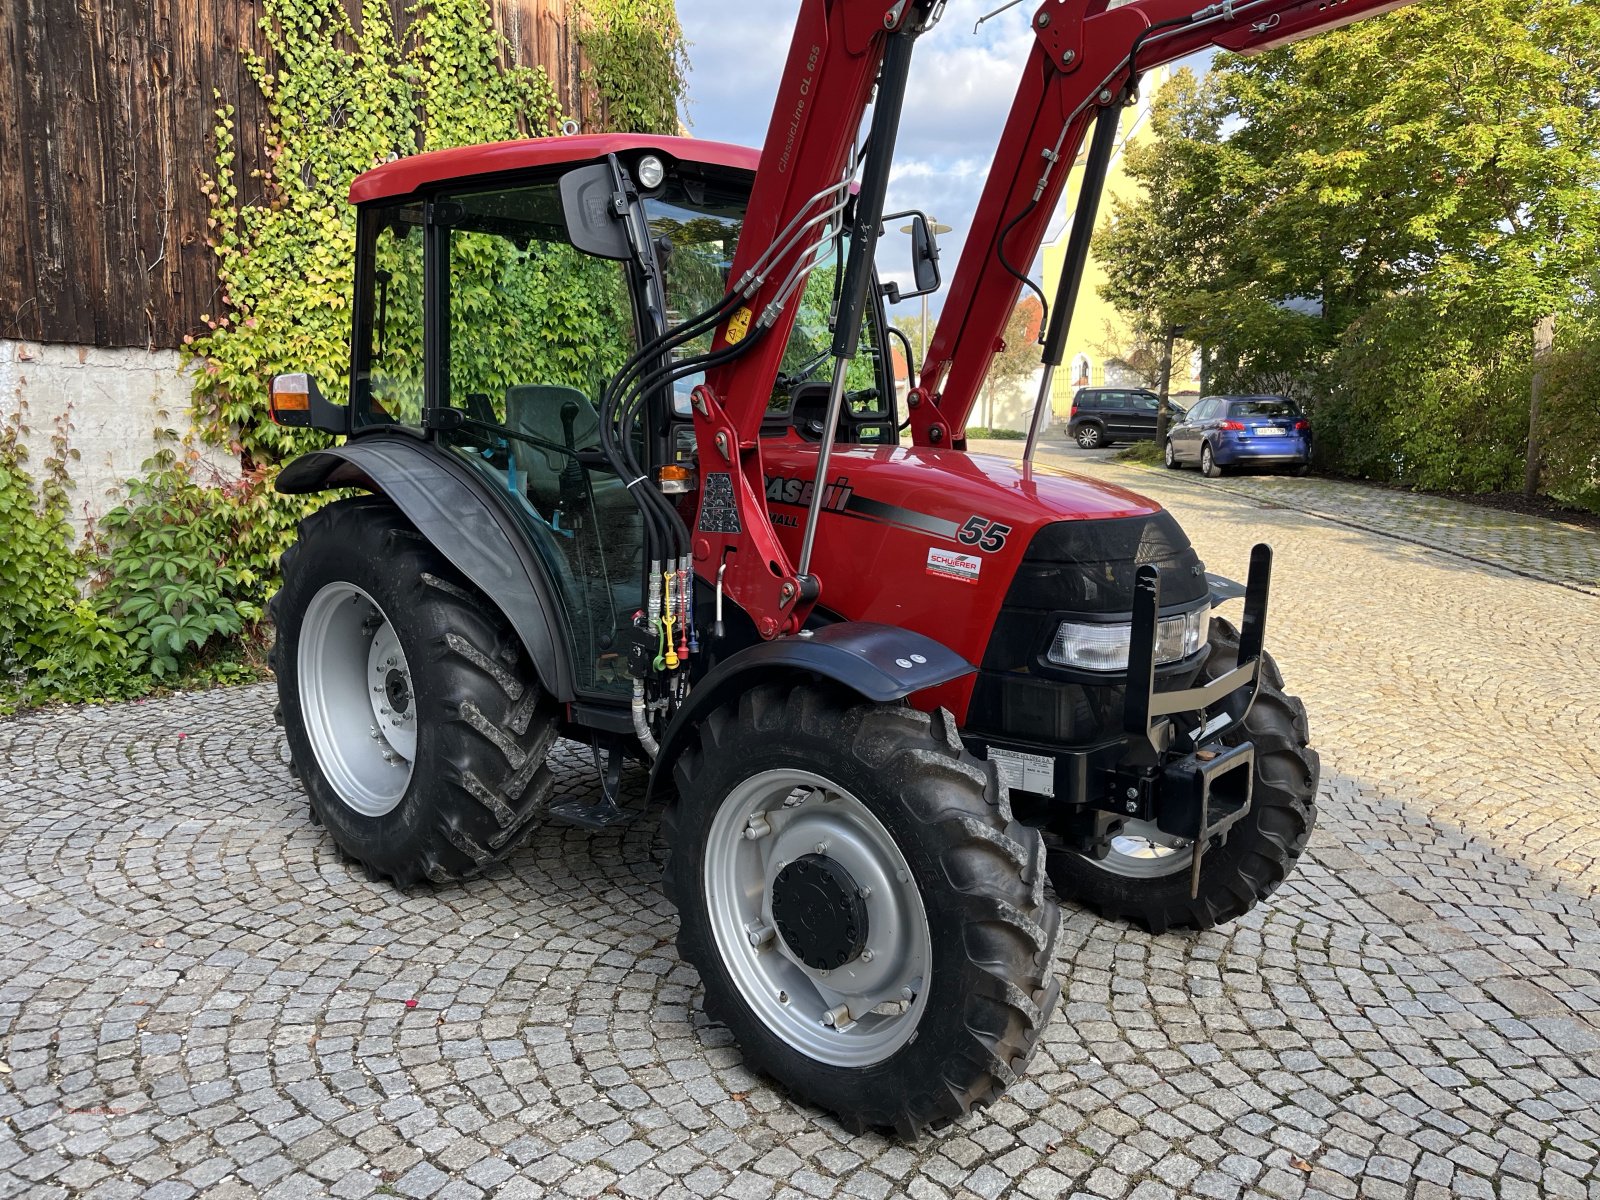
[281,136,900,699]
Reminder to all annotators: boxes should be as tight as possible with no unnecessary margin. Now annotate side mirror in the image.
[880,210,942,302]
[270,373,348,434]
[560,163,631,261]
[910,214,941,294]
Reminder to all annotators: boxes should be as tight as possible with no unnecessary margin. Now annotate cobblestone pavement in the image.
[4,456,1600,1200]
[1022,441,1600,595]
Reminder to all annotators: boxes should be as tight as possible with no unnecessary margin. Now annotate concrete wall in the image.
[0,339,239,533]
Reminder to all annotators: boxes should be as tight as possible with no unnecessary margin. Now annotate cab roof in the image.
[349,134,761,205]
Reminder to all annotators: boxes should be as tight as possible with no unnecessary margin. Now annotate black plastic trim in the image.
[276,435,577,701]
[646,622,973,800]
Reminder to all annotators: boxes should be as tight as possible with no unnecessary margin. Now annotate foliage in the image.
[579,0,687,136]
[990,297,1044,392]
[0,413,269,714]
[966,427,1026,441]
[1096,1,1600,504]
[1540,318,1600,511]
[97,441,269,680]
[189,0,565,469]
[0,405,138,714]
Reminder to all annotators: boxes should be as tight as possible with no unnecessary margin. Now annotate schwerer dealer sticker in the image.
[926,547,982,583]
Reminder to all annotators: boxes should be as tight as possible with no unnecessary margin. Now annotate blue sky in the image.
[673,1,1045,310]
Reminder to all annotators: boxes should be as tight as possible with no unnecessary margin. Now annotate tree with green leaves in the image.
[1096,0,1600,503]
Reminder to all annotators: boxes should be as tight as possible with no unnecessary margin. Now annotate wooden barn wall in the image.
[0,0,581,351]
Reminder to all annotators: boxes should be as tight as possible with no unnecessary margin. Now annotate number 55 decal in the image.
[957,515,1013,553]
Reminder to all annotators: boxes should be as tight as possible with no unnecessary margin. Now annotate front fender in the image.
[277,436,576,701]
[646,622,974,801]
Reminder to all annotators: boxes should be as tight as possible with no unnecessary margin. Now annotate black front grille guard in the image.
[1113,543,1273,897]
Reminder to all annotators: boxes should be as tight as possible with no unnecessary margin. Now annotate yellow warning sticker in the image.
[725,306,753,345]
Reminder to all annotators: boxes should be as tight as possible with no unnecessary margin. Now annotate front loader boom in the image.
[689,0,1414,640]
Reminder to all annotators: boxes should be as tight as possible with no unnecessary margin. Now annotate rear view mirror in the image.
[910,214,941,294]
[560,164,631,261]
[879,210,942,303]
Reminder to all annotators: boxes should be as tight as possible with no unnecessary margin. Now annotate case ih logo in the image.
[765,474,854,511]
[926,548,982,583]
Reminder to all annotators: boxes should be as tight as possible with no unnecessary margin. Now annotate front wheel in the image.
[663,683,1060,1136]
[1163,439,1181,469]
[1045,618,1319,933]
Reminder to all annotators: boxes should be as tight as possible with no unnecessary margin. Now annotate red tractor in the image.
[268,0,1408,1135]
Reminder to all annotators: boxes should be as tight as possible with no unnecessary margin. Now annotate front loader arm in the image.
[687,0,1412,641]
[688,0,940,638]
[918,0,1415,445]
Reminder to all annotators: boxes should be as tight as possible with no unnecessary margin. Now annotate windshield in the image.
[642,167,886,426]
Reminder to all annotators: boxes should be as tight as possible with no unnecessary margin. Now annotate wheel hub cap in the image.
[772,854,869,971]
[297,582,416,818]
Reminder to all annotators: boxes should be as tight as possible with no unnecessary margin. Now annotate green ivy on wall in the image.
[578,0,688,136]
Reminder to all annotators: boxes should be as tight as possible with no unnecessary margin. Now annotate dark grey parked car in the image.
[1067,387,1182,448]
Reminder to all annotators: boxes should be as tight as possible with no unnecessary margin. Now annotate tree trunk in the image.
[1524,316,1555,499]
[1154,324,1178,445]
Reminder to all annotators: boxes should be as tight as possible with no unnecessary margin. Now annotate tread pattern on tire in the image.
[1046,616,1319,934]
[661,682,1062,1137]
[271,496,557,887]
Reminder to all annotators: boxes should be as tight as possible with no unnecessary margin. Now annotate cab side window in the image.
[354,203,426,429]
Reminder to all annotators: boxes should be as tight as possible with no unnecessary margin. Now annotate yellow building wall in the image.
[1040,69,1202,418]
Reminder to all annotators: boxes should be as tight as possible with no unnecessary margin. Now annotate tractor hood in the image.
[759,443,1163,545]
[755,442,1181,719]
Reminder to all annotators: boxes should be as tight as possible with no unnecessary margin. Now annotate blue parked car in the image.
[1164,395,1311,477]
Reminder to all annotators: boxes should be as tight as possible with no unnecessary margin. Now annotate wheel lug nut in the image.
[861,949,875,962]
[814,841,828,854]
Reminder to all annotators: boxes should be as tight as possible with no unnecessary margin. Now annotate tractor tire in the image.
[1045,617,1318,933]
[270,496,557,886]
[662,682,1061,1136]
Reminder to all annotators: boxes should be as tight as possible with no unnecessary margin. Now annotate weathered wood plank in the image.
[0,0,579,351]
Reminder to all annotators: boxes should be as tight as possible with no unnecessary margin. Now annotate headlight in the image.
[1047,606,1208,672]
[636,155,666,190]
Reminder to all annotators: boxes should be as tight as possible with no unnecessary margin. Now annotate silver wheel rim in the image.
[1079,428,1098,448]
[297,582,416,817]
[1165,442,1175,466]
[1098,819,1194,879]
[703,769,932,1067]
[1203,445,1214,474]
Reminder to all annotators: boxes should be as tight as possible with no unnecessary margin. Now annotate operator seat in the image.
[502,384,645,606]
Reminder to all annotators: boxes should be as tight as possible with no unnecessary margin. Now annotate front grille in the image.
[1003,510,1208,614]
[967,512,1208,748]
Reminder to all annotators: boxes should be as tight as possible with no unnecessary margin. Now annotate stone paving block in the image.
[3,459,1600,1199]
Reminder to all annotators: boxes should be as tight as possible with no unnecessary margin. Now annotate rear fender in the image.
[646,622,974,802]
[276,436,576,701]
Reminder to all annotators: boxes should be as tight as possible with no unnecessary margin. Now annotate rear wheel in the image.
[663,683,1060,1135]
[1201,442,1223,478]
[271,497,557,885]
[1076,423,1104,449]
[1045,618,1318,933]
